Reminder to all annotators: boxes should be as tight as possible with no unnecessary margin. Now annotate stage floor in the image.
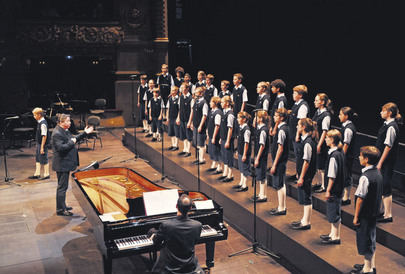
[0,128,290,274]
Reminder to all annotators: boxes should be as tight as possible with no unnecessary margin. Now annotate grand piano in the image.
[72,167,228,274]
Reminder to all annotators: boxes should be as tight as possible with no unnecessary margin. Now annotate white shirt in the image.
[277,122,287,145]
[355,165,374,198]
[166,95,179,110]
[223,108,234,128]
[316,108,331,131]
[212,108,222,125]
[301,134,313,162]
[137,83,148,94]
[257,123,267,146]
[259,93,270,111]
[342,120,354,145]
[233,84,249,102]
[240,123,251,143]
[191,97,209,116]
[38,117,47,136]
[148,96,164,109]
[206,85,218,97]
[384,118,397,147]
[276,93,286,109]
[295,99,309,118]
[327,147,338,179]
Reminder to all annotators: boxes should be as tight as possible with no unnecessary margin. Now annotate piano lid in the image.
[72,167,208,217]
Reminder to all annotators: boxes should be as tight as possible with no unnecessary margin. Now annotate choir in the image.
[138,64,402,274]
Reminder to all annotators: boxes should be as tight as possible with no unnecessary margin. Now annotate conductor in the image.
[148,194,204,274]
[52,114,93,216]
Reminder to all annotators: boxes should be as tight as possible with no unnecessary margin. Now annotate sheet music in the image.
[194,200,214,210]
[143,189,179,216]
[99,211,126,222]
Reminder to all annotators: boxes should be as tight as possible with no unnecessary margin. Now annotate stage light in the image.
[66,55,73,60]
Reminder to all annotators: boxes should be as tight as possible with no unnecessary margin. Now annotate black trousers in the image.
[56,171,70,211]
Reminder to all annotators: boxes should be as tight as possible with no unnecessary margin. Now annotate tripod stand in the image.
[228,159,278,258]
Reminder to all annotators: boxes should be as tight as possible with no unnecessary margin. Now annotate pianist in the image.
[148,194,204,274]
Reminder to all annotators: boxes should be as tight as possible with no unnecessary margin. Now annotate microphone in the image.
[5,115,19,120]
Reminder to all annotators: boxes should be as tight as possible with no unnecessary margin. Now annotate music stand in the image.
[228,126,277,259]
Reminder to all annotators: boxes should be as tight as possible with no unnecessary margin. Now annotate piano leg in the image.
[102,255,112,274]
[205,242,215,268]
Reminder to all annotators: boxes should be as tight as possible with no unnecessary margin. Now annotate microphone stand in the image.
[1,119,20,186]
[160,107,167,182]
[197,144,201,192]
[228,135,278,259]
[130,75,139,159]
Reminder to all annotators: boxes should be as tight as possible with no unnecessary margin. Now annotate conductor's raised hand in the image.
[84,126,94,134]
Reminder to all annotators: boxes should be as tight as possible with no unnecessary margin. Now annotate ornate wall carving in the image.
[16,24,124,45]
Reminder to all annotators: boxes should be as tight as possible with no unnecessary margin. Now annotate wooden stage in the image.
[0,128,290,274]
[123,127,405,274]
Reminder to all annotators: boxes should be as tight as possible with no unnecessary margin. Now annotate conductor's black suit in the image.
[51,125,86,212]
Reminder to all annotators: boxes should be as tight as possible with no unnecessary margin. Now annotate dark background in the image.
[0,0,403,141]
[168,0,403,141]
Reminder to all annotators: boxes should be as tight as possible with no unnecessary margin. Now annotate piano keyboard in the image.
[115,235,153,250]
[201,225,218,237]
[114,225,218,250]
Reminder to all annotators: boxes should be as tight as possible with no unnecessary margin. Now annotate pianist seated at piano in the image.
[148,194,204,274]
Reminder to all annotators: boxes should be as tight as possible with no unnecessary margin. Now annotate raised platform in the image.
[123,128,405,274]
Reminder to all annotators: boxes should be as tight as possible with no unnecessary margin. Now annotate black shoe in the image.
[151,137,157,142]
[341,199,351,206]
[269,208,287,216]
[350,270,374,274]
[353,264,364,270]
[213,170,222,175]
[232,184,242,189]
[222,177,234,183]
[321,238,340,245]
[312,184,322,190]
[207,167,217,172]
[168,146,174,150]
[250,196,267,202]
[57,210,73,216]
[352,264,376,274]
[377,216,393,223]
[184,152,192,157]
[291,220,302,227]
[41,175,50,180]
[198,161,206,165]
[172,147,179,151]
[28,175,40,179]
[291,223,311,230]
[236,187,248,192]
[206,261,214,269]
[314,187,326,193]
[178,151,186,156]
[192,160,199,165]
[65,206,73,211]
[217,175,227,181]
[320,234,331,240]
[145,133,153,137]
